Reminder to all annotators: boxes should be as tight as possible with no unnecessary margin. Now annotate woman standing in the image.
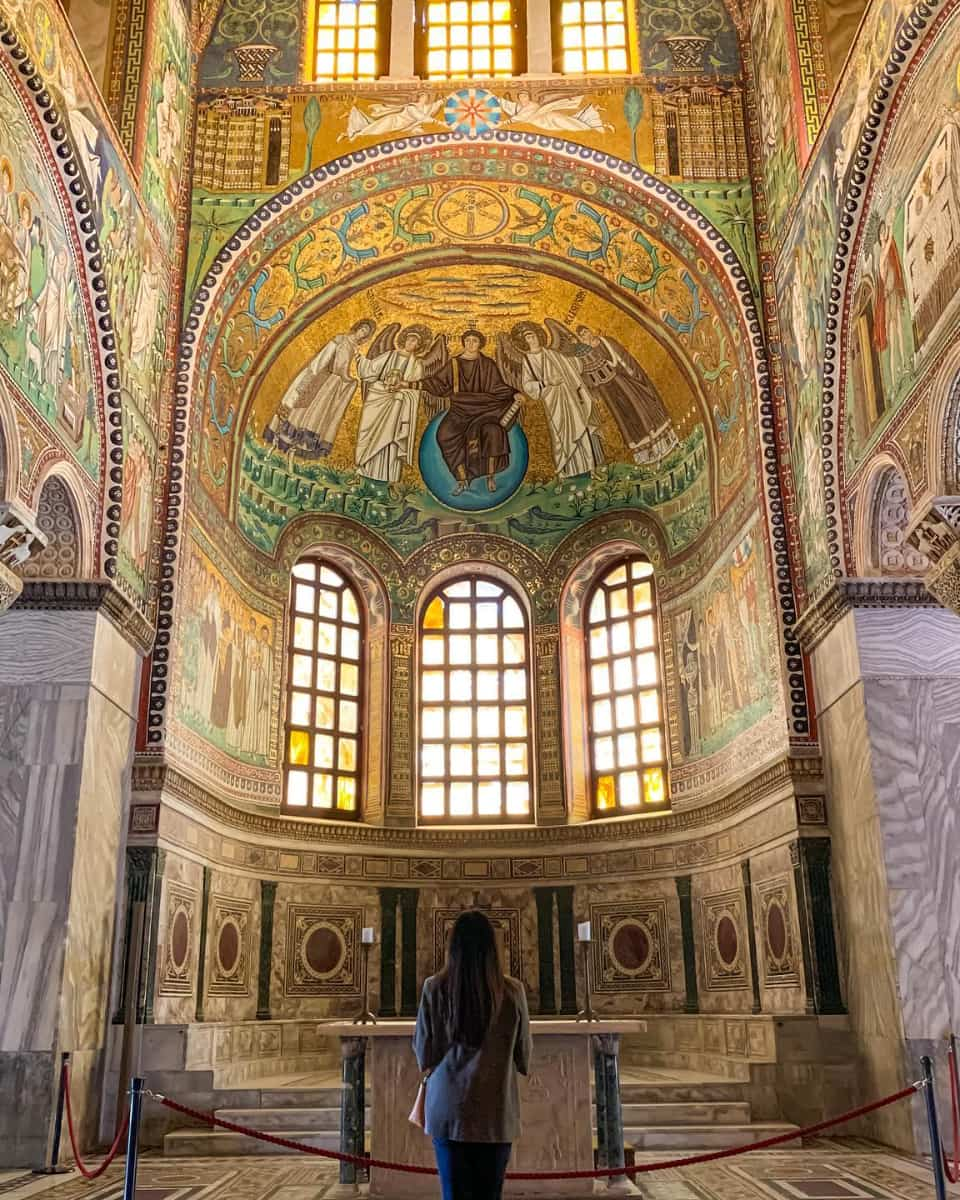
[413,910,532,1200]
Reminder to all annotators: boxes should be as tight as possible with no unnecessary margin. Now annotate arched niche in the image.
[21,470,89,580]
[857,459,928,577]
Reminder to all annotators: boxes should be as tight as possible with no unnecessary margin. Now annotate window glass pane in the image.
[320,566,343,587]
[317,588,338,619]
[641,728,663,762]
[449,707,473,738]
[450,634,472,664]
[643,767,666,806]
[620,770,640,808]
[450,670,473,700]
[342,589,360,623]
[613,657,633,691]
[293,561,316,580]
[477,706,500,737]
[476,633,499,664]
[505,742,528,775]
[292,654,312,687]
[295,583,314,613]
[291,692,312,726]
[610,620,631,655]
[476,671,499,700]
[476,602,499,628]
[591,662,611,695]
[615,694,635,729]
[340,699,358,734]
[423,671,445,701]
[596,774,615,810]
[639,690,660,724]
[316,695,335,728]
[449,603,472,629]
[617,731,638,767]
[421,782,445,816]
[504,706,527,736]
[594,735,614,771]
[446,580,472,597]
[590,626,608,658]
[287,770,308,806]
[503,669,526,700]
[450,782,473,816]
[450,743,473,775]
[506,781,530,815]
[316,658,336,692]
[422,743,445,777]
[341,627,360,660]
[636,653,658,687]
[634,615,654,648]
[294,617,314,651]
[315,733,334,768]
[589,589,606,623]
[313,773,333,807]
[338,737,358,771]
[337,776,357,811]
[502,596,524,627]
[423,636,445,665]
[593,698,612,733]
[317,621,337,655]
[424,596,445,629]
[478,781,502,814]
[478,743,501,776]
[341,662,359,696]
[422,706,445,738]
[289,729,310,766]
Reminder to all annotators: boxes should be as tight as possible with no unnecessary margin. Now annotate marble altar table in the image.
[325,1019,645,1198]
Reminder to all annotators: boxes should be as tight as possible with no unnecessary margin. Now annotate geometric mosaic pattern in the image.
[2,1142,950,1200]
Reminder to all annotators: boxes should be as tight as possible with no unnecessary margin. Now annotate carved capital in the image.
[0,501,47,612]
[906,496,960,616]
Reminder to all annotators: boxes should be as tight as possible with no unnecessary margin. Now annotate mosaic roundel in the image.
[766,901,788,963]
[170,907,190,972]
[419,413,529,511]
[715,915,739,968]
[609,919,653,975]
[217,918,241,976]
[301,922,346,980]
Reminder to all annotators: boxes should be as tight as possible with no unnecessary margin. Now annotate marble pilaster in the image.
[0,603,141,1167]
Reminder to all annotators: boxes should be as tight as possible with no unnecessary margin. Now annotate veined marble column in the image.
[799,582,960,1152]
[0,588,146,1167]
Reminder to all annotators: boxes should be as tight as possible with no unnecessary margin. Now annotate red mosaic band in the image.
[63,1065,130,1181]
[155,1084,919,1181]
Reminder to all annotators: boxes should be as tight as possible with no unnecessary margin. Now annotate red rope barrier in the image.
[943,1040,960,1184]
[157,1082,918,1180]
[64,1065,129,1181]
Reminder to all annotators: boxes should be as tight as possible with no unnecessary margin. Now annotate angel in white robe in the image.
[339,94,444,143]
[497,320,604,478]
[58,58,101,194]
[355,324,447,483]
[500,91,612,134]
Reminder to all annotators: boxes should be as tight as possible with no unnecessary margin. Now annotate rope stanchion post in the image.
[122,1078,145,1200]
[921,1055,949,1200]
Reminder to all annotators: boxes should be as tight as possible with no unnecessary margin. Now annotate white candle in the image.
[361,926,375,945]
[577,921,592,943]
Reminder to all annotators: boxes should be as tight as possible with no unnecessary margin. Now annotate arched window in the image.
[416,0,524,78]
[553,0,629,74]
[310,0,389,81]
[418,576,533,822]
[282,558,364,817]
[585,558,668,814]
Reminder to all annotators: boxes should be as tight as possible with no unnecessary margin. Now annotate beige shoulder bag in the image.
[408,1069,431,1130]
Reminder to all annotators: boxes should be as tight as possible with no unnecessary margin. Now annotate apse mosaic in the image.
[190,145,755,564]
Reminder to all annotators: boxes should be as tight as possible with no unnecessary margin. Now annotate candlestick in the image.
[354,929,378,1025]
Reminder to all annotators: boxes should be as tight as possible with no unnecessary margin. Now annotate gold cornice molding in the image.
[14,580,155,654]
[132,751,824,852]
[794,578,937,653]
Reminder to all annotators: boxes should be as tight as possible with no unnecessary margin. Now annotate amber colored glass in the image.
[585,557,669,815]
[282,557,364,816]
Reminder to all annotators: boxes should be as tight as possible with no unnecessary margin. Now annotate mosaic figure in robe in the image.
[354,324,446,483]
[497,319,605,478]
[420,329,523,495]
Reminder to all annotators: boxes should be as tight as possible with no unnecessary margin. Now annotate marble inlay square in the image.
[699,890,749,991]
[283,904,361,996]
[755,876,801,987]
[762,1180,883,1199]
[206,895,252,997]
[433,906,522,977]
[158,883,198,996]
[589,900,671,993]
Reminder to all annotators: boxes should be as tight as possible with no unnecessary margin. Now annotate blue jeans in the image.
[432,1138,512,1200]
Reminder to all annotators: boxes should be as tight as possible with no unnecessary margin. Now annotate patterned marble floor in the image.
[1,1142,955,1200]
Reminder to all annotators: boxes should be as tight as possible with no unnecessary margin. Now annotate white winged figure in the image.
[500,91,612,134]
[339,94,445,142]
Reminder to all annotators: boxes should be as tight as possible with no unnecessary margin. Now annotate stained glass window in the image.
[586,558,668,814]
[283,559,363,817]
[416,0,523,78]
[556,0,629,74]
[312,0,387,81]
[418,577,533,822]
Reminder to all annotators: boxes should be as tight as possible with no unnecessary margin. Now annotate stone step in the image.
[164,1128,342,1157]
[216,1107,341,1131]
[621,1101,752,1126]
[620,1081,748,1105]
[257,1088,348,1108]
[625,1122,801,1152]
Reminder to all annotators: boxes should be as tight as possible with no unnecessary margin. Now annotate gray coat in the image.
[413,973,532,1143]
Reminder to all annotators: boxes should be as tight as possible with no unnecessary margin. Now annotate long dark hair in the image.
[437,909,505,1048]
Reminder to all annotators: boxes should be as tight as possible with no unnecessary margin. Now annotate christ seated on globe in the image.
[421,330,522,494]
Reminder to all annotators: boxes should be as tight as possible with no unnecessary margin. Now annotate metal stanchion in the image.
[921,1056,949,1200]
[35,1052,71,1175]
[122,1078,144,1200]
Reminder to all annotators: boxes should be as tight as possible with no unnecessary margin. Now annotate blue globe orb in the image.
[418,413,529,512]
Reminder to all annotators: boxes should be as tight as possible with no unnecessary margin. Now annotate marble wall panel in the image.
[691,865,753,1012]
[200,872,259,1019]
[270,881,379,1019]
[153,853,204,1024]
[750,843,806,1013]
[284,904,362,997]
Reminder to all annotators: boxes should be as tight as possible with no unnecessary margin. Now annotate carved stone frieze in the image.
[794,577,939,652]
[0,500,47,614]
[13,579,156,653]
[906,496,960,616]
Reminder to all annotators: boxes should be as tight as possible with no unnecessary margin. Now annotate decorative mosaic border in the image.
[151,132,810,751]
[822,0,959,582]
[0,16,123,585]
